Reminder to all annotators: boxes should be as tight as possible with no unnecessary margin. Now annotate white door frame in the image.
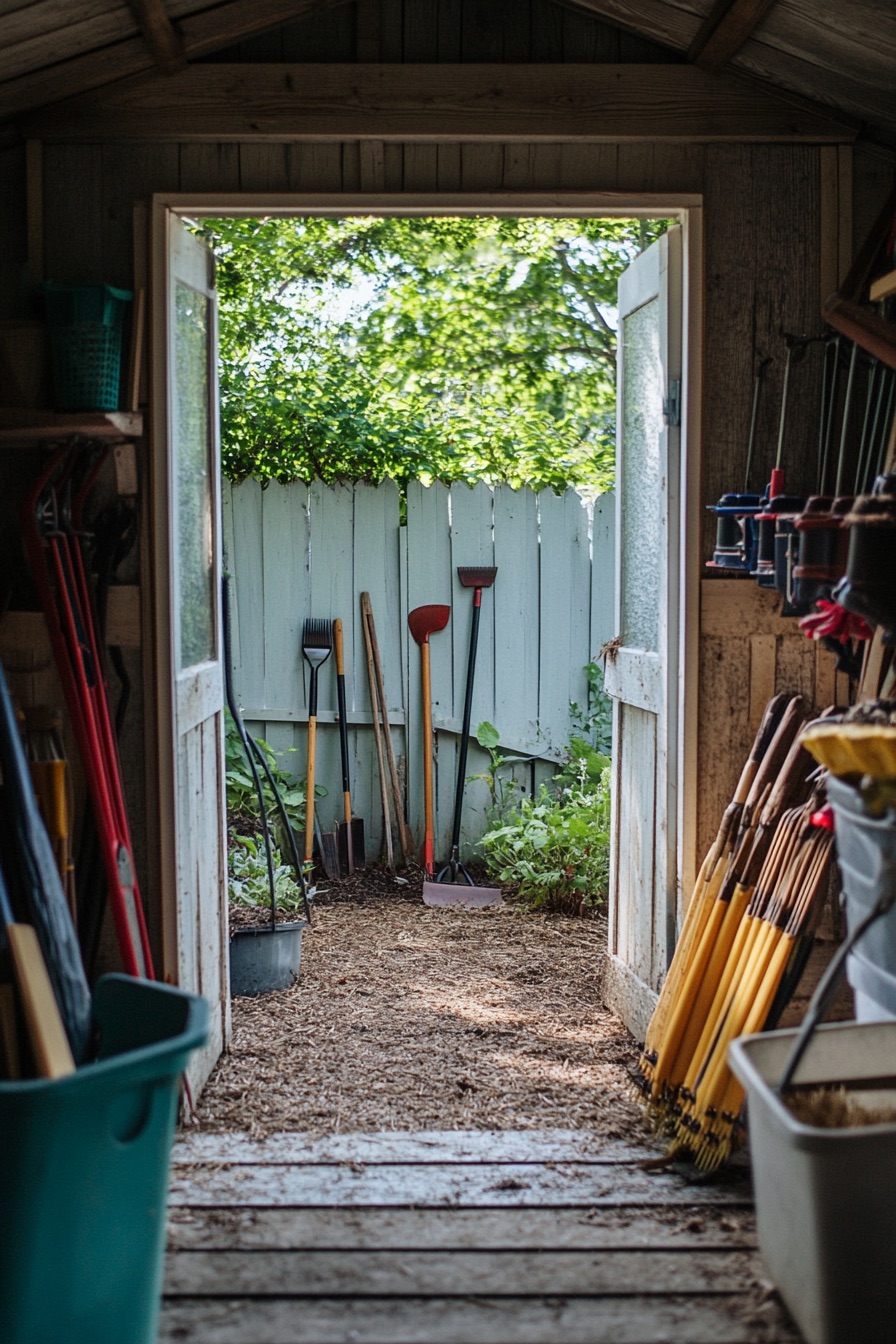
[149,191,703,1043]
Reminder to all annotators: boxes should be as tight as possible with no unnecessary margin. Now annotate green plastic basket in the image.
[0,975,209,1344]
[42,283,132,412]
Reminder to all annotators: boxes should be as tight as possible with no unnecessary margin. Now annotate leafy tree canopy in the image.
[198,215,666,494]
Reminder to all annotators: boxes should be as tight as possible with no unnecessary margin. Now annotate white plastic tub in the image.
[729,1021,896,1344]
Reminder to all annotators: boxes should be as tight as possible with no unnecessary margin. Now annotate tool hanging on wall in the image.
[425,566,502,908]
[705,356,770,572]
[408,604,451,879]
[20,441,153,981]
[751,335,810,609]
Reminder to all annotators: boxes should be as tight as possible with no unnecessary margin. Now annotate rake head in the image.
[302,617,333,668]
[408,604,450,646]
[457,566,498,590]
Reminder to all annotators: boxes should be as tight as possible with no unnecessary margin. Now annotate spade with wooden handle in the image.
[408,605,450,878]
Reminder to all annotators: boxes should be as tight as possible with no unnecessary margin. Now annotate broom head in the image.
[457,566,497,589]
[408,604,450,646]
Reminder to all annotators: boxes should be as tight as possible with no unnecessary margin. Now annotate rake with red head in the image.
[424,566,501,907]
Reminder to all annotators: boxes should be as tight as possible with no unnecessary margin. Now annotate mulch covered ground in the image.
[195,865,650,1140]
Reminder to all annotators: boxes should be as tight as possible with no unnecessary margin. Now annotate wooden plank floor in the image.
[163,1130,802,1344]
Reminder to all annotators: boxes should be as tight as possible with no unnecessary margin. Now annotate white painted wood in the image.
[158,1294,778,1344]
[166,1204,757,1252]
[164,1246,756,1296]
[172,1130,663,1166]
[152,207,228,1092]
[538,488,594,756]
[607,228,683,1025]
[167,1161,747,1208]
[228,480,616,860]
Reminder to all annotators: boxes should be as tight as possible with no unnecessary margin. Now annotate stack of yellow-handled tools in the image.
[637,694,836,1169]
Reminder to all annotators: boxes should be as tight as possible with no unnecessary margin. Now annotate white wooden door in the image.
[152,210,228,1093]
[604,227,682,1040]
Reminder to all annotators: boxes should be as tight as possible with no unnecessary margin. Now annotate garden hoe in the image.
[407,604,450,879]
[424,566,502,908]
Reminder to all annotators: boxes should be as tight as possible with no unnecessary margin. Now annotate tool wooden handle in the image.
[363,593,413,863]
[421,642,435,876]
[304,717,317,863]
[361,593,394,869]
[8,923,75,1079]
[334,617,345,677]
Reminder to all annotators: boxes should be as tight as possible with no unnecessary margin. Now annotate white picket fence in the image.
[223,479,615,863]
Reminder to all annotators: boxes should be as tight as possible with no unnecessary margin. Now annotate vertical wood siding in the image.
[223,479,615,862]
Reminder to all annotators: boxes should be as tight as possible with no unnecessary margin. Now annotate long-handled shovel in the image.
[425,566,501,908]
[332,618,365,874]
[408,604,450,879]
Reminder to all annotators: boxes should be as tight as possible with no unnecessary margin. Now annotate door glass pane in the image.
[620,296,662,652]
[174,279,214,669]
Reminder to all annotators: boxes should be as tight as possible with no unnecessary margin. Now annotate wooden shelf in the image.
[0,408,142,443]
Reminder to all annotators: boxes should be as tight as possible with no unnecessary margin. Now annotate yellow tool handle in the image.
[304,717,317,863]
[334,617,345,678]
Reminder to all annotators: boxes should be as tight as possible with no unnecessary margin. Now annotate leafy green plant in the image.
[471,720,531,824]
[224,709,308,837]
[480,764,611,915]
[568,659,613,758]
[228,833,307,915]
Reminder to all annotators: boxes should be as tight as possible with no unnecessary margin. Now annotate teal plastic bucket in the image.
[0,974,209,1344]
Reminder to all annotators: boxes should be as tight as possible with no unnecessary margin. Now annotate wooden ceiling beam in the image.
[126,0,186,76]
[688,0,779,70]
[0,0,348,120]
[23,63,859,143]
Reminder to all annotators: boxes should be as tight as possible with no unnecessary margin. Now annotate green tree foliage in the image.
[198,215,665,493]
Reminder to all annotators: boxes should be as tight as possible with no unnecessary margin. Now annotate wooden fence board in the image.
[538,489,593,755]
[494,486,541,756]
[227,481,615,857]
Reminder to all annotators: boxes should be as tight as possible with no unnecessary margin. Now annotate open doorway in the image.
[150,194,703,1107]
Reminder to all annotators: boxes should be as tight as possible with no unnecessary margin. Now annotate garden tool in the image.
[752,336,809,593]
[301,618,332,867]
[332,618,365,875]
[408,604,450,878]
[360,594,394,871]
[361,593,413,867]
[20,441,153,981]
[0,657,91,1065]
[426,566,502,908]
[705,356,769,573]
